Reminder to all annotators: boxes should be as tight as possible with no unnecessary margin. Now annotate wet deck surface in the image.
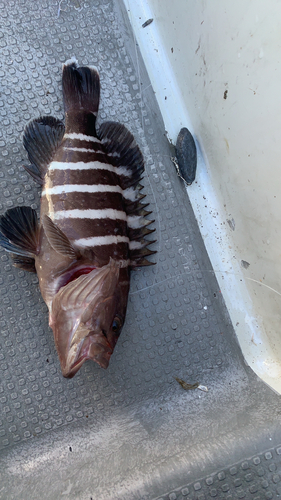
[0,1,281,499]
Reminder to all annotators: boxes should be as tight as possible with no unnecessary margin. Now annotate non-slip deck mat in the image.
[155,444,281,500]
[0,1,280,499]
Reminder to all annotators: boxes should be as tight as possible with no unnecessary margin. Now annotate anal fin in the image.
[22,163,44,186]
[23,116,65,183]
[98,121,144,189]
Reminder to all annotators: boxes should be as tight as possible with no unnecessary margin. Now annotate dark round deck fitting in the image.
[176,127,197,185]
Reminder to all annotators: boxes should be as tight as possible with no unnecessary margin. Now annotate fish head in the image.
[49,258,129,378]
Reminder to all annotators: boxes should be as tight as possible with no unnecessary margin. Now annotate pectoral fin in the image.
[0,206,40,272]
[42,215,78,259]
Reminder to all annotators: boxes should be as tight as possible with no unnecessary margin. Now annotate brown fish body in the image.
[0,59,155,377]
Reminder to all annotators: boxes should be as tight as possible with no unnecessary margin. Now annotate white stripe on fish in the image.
[49,160,132,177]
[51,208,127,221]
[42,184,137,201]
[63,147,119,157]
[64,133,101,143]
[63,147,104,154]
[50,211,148,228]
[74,235,129,247]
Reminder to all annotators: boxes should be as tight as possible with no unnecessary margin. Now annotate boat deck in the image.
[0,1,281,499]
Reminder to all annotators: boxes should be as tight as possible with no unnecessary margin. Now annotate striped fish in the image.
[0,59,155,378]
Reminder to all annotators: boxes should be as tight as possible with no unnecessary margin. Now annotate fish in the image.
[0,58,156,378]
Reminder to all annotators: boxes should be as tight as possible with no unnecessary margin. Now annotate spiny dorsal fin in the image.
[98,121,144,189]
[98,121,157,267]
[129,242,157,268]
[129,226,156,241]
[125,201,149,215]
[43,215,78,259]
[23,116,65,183]
[0,206,39,258]
[130,246,157,259]
[130,257,156,268]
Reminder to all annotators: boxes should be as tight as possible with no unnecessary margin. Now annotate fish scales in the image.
[0,59,156,378]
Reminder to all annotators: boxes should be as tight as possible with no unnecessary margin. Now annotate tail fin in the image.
[62,58,100,115]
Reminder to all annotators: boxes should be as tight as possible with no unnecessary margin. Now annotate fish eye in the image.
[112,316,122,333]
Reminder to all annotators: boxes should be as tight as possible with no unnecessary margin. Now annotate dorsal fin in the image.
[42,215,78,259]
[0,206,39,258]
[130,257,156,268]
[23,116,65,183]
[98,121,156,267]
[128,226,156,241]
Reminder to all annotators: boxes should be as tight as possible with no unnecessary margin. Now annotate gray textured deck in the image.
[0,1,281,499]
